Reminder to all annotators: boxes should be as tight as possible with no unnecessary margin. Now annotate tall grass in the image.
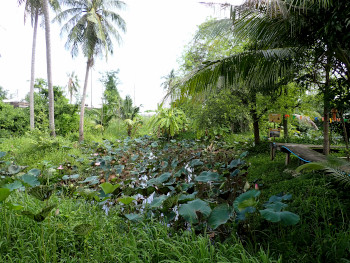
[0,192,280,263]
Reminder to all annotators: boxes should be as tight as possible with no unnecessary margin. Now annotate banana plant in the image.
[149,106,188,138]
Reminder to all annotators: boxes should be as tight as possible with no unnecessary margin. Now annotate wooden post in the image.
[270,143,276,160]
[285,152,290,165]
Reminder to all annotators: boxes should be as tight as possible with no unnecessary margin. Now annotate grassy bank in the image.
[0,192,280,263]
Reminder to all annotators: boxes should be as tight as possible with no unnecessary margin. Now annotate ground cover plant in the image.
[0,136,293,262]
[1,131,350,262]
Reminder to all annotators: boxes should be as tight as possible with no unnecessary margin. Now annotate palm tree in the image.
[18,0,41,130]
[18,0,59,133]
[42,0,57,136]
[66,71,80,103]
[54,0,126,142]
[120,95,140,121]
[120,95,141,136]
[161,69,178,104]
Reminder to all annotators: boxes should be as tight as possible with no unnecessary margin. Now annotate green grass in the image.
[0,192,280,263]
[0,135,83,169]
[245,151,350,263]
[1,131,350,262]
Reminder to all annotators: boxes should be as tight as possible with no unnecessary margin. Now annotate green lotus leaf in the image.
[125,213,143,222]
[190,159,203,167]
[3,181,23,191]
[21,174,40,187]
[259,209,300,225]
[150,195,168,208]
[28,169,41,176]
[195,171,224,182]
[233,190,260,212]
[178,199,211,224]
[22,205,57,222]
[208,204,233,229]
[100,182,120,195]
[0,188,11,202]
[118,196,135,205]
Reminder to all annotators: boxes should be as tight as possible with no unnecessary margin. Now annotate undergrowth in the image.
[245,151,350,263]
[0,192,281,263]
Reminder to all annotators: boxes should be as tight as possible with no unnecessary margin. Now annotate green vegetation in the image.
[2,0,350,262]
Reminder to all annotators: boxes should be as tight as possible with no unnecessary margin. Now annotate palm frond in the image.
[177,47,295,102]
[297,159,350,188]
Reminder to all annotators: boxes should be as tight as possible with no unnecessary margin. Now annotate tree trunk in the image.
[323,56,331,155]
[283,116,288,139]
[79,59,92,142]
[29,10,38,130]
[283,87,288,139]
[42,0,56,137]
[250,94,260,145]
[340,110,349,161]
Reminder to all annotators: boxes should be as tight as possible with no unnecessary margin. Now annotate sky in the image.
[0,0,243,112]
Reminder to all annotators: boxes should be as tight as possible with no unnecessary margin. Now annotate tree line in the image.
[17,0,126,141]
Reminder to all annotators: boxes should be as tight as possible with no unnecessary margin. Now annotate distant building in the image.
[3,99,29,108]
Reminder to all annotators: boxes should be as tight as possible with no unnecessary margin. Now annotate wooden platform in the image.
[270,143,350,174]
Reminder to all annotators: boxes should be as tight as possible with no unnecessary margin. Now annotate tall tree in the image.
[182,0,350,151]
[66,71,80,103]
[55,0,126,142]
[101,70,122,115]
[18,0,41,130]
[18,0,60,133]
[232,0,350,154]
[42,0,56,136]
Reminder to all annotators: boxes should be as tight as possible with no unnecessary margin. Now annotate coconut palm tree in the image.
[66,71,80,103]
[42,0,56,136]
[18,0,60,135]
[54,0,126,142]
[18,0,41,130]
[161,69,178,104]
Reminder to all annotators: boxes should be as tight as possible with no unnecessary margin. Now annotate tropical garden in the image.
[1,0,350,262]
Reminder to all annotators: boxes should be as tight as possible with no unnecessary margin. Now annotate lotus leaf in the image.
[22,205,56,222]
[0,188,11,202]
[125,213,143,222]
[190,159,203,167]
[21,174,40,187]
[150,195,168,208]
[4,181,23,191]
[178,199,211,224]
[100,182,120,194]
[28,169,41,176]
[208,204,233,229]
[118,196,135,205]
[195,171,224,182]
[233,190,260,212]
[259,209,300,225]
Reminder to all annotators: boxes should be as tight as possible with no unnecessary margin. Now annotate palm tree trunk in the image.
[29,10,38,130]
[79,59,92,142]
[250,93,260,145]
[42,0,56,137]
[323,55,331,155]
[340,110,349,161]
